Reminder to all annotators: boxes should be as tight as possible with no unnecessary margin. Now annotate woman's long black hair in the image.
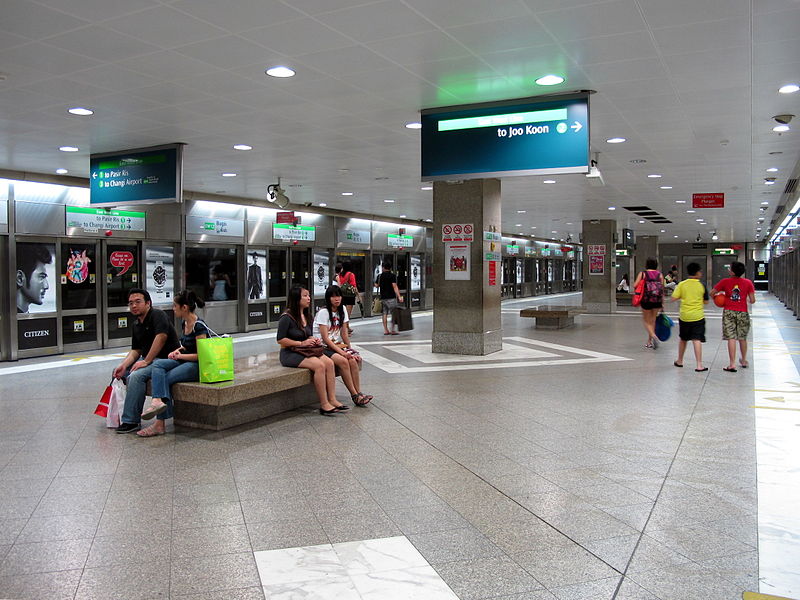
[324,285,345,323]
[174,289,205,312]
[286,284,310,323]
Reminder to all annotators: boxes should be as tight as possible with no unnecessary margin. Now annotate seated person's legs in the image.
[119,362,154,428]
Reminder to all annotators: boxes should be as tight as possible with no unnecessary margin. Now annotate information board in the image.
[388,234,413,248]
[421,94,589,180]
[273,223,315,242]
[66,206,146,233]
[90,144,182,206]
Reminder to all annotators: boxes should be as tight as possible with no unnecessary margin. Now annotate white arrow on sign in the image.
[92,172,98,179]
[571,121,583,133]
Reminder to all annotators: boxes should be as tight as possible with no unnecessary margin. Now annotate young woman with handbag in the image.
[314,286,373,406]
[276,285,349,416]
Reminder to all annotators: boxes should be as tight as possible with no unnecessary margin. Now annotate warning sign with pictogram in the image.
[442,223,474,242]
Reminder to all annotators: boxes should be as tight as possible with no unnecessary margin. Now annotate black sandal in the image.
[352,393,371,406]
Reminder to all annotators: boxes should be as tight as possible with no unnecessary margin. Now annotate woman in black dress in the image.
[276,285,349,415]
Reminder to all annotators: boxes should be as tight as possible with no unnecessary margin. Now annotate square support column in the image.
[432,179,502,355]
[582,219,616,314]
[634,235,659,276]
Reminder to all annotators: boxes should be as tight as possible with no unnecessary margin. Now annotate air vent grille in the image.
[785,179,798,196]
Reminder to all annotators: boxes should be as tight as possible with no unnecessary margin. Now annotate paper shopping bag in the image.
[197,336,235,383]
[107,379,125,428]
[94,380,113,418]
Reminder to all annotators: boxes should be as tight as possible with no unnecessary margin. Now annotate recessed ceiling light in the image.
[421,186,432,190]
[629,159,647,164]
[674,235,679,238]
[647,174,662,178]
[686,210,695,213]
[551,230,557,234]
[676,200,686,204]
[761,201,769,205]
[566,222,573,225]
[222,173,237,177]
[696,219,704,222]
[341,192,353,196]
[405,122,422,129]
[660,186,672,189]
[265,66,295,78]
[424,218,432,222]
[516,223,523,227]
[384,199,395,203]
[55,168,68,174]
[779,84,799,94]
[766,167,778,172]
[319,203,327,207]
[606,137,626,143]
[68,107,93,116]
[543,179,556,184]
[59,146,79,152]
[400,214,407,218]
[535,74,565,86]
[233,144,252,151]
[773,124,790,132]
[660,229,666,233]
[517,210,526,213]
[608,207,616,211]
[765,180,776,185]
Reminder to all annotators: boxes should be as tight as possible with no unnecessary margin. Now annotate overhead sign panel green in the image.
[90,144,183,207]
[421,94,590,180]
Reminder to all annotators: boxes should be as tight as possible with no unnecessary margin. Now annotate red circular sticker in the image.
[443,225,452,234]
[464,224,473,234]
[453,225,462,234]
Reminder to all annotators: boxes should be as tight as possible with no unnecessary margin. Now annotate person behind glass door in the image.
[335,261,359,334]
[247,253,263,299]
[314,285,373,406]
[16,243,53,313]
[375,261,403,335]
[138,289,209,437]
[276,285,349,415]
[616,273,629,293]
[211,265,231,301]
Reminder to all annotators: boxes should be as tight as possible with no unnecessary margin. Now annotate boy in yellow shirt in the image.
[670,262,709,372]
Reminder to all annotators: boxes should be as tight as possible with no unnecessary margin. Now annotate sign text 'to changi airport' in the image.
[90,144,183,206]
[421,94,590,180]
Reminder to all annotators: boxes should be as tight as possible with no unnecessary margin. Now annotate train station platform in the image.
[0,292,798,600]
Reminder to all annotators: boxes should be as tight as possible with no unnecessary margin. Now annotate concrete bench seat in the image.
[519,305,587,329]
[616,291,632,306]
[168,352,355,431]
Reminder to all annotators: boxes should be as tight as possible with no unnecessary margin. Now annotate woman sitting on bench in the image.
[314,285,372,406]
[277,285,350,416]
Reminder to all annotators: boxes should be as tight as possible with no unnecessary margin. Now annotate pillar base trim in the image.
[584,302,616,314]
[432,330,502,356]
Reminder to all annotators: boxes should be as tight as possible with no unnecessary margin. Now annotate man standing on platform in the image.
[113,288,180,433]
[375,262,403,335]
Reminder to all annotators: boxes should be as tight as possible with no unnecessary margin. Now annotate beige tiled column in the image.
[582,219,616,313]
[633,235,659,277]
[432,179,502,355]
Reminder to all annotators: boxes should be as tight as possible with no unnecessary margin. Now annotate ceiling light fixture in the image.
[543,179,556,184]
[56,168,68,174]
[711,231,719,240]
[517,210,526,213]
[676,200,686,204]
[639,220,645,223]
[766,167,778,172]
[660,185,672,189]
[773,124,790,132]
[319,203,327,207]
[608,207,616,211]
[265,66,295,78]
[535,74,565,86]
[405,122,422,129]
[779,84,800,94]
[222,173,236,177]
[647,174,662,178]
[233,144,252,151]
[341,192,353,196]
[59,146,79,152]
[400,214,407,218]
[384,199,395,203]
[761,201,769,205]
[421,185,432,190]
[68,107,93,116]
[606,137,626,144]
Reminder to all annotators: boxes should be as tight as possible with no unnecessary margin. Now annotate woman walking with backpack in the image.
[633,257,665,349]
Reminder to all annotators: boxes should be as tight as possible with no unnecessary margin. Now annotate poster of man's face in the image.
[16,242,56,314]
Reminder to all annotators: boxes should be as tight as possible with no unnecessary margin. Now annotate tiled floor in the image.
[0,291,797,599]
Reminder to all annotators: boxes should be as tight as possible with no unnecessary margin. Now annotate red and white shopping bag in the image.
[94,379,125,428]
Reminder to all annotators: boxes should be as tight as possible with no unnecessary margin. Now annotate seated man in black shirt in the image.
[112,288,180,433]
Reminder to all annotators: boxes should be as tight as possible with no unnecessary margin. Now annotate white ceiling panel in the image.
[402,0,531,29]
[0,0,89,39]
[295,45,397,76]
[2,42,103,75]
[240,19,354,56]
[754,6,800,43]
[583,57,669,85]
[44,26,162,62]
[34,0,160,22]
[174,36,282,70]
[103,6,228,48]
[317,1,436,43]
[536,0,648,42]
[366,30,471,65]
[652,17,751,56]
[446,16,555,55]
[637,0,750,29]
[116,51,220,80]
[169,0,303,33]
[566,31,659,65]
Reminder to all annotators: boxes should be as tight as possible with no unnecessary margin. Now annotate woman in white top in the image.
[313,286,372,406]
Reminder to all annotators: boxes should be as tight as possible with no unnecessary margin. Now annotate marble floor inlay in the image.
[255,536,459,599]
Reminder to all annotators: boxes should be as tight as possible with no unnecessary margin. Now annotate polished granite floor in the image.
[0,292,796,599]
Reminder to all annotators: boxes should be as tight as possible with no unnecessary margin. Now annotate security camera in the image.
[696,234,702,242]
[774,114,794,125]
[266,179,291,209]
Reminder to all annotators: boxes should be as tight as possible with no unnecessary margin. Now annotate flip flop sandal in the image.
[141,401,167,420]
[352,393,371,406]
[673,361,683,368]
[695,367,709,372]
[739,362,749,368]
[723,367,738,372]
[137,426,165,437]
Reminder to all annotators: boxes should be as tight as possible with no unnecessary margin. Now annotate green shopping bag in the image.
[197,335,234,383]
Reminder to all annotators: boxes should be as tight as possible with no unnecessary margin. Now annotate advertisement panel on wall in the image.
[17,317,58,350]
[445,243,470,281]
[410,256,421,291]
[145,246,174,303]
[61,243,97,310]
[246,250,267,300]
[313,252,330,297]
[16,242,56,314]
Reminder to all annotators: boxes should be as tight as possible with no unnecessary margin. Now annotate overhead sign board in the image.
[66,206,146,232]
[421,94,590,180]
[276,211,295,224]
[187,215,244,237]
[90,144,182,207]
[273,223,315,242]
[388,234,413,248]
[692,193,724,208]
[713,248,735,255]
[338,230,370,244]
[442,223,474,242]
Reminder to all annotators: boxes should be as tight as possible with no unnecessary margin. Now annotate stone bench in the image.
[169,352,356,431]
[519,305,587,329]
[616,291,631,305]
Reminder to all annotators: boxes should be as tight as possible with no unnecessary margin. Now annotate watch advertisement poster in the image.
[145,246,174,303]
[16,242,56,314]
[445,243,470,281]
[313,253,330,298]
[247,250,267,300]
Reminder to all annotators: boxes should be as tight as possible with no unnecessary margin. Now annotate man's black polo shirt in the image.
[131,307,179,359]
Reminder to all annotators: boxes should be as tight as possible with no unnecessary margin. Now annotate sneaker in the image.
[115,422,141,434]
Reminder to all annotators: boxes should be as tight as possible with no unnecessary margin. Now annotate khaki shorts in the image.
[722,310,750,340]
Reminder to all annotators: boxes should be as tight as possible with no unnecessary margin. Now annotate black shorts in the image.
[679,318,706,342]
[341,295,356,306]
[640,300,663,310]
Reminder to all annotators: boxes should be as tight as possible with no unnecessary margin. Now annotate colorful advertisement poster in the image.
[410,256,421,291]
[16,242,56,314]
[313,252,330,298]
[589,254,604,275]
[145,246,174,303]
[247,250,267,300]
[445,243,470,281]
